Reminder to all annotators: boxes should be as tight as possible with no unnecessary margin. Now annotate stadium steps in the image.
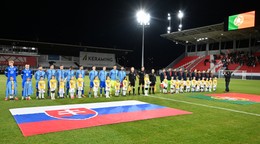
[238,65,260,72]
[189,55,210,71]
[227,63,240,70]
[172,56,198,69]
[185,56,205,70]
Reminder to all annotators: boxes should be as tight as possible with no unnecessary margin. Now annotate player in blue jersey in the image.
[118,66,126,93]
[46,65,56,97]
[65,66,75,97]
[34,65,46,98]
[88,66,98,97]
[21,64,33,97]
[76,65,85,96]
[5,60,18,99]
[98,66,108,97]
[109,65,118,93]
[56,65,66,96]
[5,76,18,101]
[56,65,66,82]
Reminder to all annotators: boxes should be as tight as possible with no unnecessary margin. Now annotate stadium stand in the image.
[161,22,260,79]
[173,56,198,69]
[190,55,211,71]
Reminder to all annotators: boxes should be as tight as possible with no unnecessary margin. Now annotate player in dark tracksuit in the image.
[149,69,156,94]
[128,67,137,95]
[160,68,167,83]
[137,67,145,95]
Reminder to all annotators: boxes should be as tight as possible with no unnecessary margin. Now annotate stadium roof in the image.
[161,23,260,46]
[0,38,133,52]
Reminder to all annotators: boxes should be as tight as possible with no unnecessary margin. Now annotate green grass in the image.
[0,75,260,144]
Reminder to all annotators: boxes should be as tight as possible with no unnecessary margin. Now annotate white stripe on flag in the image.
[10,100,147,115]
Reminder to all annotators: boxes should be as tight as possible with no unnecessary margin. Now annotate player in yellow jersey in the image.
[38,76,46,99]
[191,77,196,92]
[196,78,201,92]
[175,80,180,93]
[205,78,209,92]
[186,78,191,93]
[208,77,213,92]
[93,76,100,98]
[201,78,205,92]
[122,77,128,96]
[179,78,184,93]
[105,76,111,98]
[69,76,76,99]
[114,79,121,96]
[213,77,218,92]
[49,75,57,100]
[59,78,65,98]
[77,74,84,98]
[170,77,175,94]
[161,76,168,94]
[144,74,151,96]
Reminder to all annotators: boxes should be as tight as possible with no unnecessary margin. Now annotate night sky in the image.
[0,0,259,69]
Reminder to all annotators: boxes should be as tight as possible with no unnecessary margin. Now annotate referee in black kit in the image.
[224,70,232,92]
[128,67,137,95]
[137,67,145,95]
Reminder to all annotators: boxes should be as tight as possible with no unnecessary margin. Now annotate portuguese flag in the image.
[228,11,255,31]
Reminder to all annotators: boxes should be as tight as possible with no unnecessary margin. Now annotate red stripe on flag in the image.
[18,108,192,136]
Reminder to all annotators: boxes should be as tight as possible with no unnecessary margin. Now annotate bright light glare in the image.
[178,10,184,19]
[179,24,182,28]
[136,10,150,25]
[167,27,171,30]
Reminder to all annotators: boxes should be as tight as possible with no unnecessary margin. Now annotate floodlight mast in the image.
[136,10,150,68]
[178,10,184,31]
[167,13,171,33]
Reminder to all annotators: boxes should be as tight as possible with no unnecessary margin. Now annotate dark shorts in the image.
[139,80,144,85]
[130,80,135,87]
[90,81,94,88]
[100,81,106,88]
[150,82,155,86]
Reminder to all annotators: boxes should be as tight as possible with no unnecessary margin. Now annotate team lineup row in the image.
[4,60,217,100]
[4,60,155,100]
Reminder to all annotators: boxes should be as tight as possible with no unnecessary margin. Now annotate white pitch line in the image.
[147,95,260,117]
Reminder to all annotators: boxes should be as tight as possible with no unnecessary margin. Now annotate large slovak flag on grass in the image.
[10,100,192,136]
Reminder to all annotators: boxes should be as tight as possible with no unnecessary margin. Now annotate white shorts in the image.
[59,89,65,94]
[122,87,127,91]
[69,88,75,93]
[39,89,45,93]
[106,87,110,91]
[78,87,83,91]
[93,86,98,92]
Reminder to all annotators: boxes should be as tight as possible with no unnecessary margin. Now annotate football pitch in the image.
[0,75,260,144]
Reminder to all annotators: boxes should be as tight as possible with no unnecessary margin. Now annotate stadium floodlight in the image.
[137,10,150,25]
[136,10,150,68]
[167,13,171,33]
[178,10,184,19]
[177,10,184,31]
